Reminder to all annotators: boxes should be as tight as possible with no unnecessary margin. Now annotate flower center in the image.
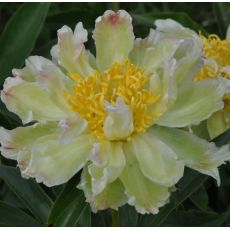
[196,34,230,111]
[196,34,230,80]
[64,59,161,139]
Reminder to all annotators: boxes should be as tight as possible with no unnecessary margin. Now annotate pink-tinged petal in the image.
[93,10,134,71]
[51,22,95,76]
[13,56,72,113]
[1,77,68,123]
[23,134,94,187]
[0,123,56,160]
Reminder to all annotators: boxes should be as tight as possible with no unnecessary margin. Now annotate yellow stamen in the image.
[196,33,230,110]
[64,59,161,139]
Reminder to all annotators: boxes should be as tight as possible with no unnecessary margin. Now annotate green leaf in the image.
[189,185,209,211]
[0,3,50,85]
[138,169,208,226]
[0,182,25,209]
[0,201,41,227]
[162,210,229,227]
[91,211,112,227]
[213,3,230,38]
[0,165,53,225]
[119,205,138,227]
[48,174,91,227]
[212,128,230,147]
[0,101,21,129]
[132,12,207,35]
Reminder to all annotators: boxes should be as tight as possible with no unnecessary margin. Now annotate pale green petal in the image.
[207,110,230,139]
[103,98,134,140]
[23,134,94,186]
[51,23,94,76]
[78,166,127,212]
[174,53,202,85]
[93,10,134,71]
[14,56,71,112]
[149,59,177,118]
[120,145,170,214]
[0,123,56,160]
[157,78,228,127]
[151,126,230,185]
[129,34,181,75]
[12,66,34,82]
[58,114,88,144]
[1,77,68,123]
[153,19,203,84]
[128,36,153,67]
[226,24,230,40]
[154,19,202,53]
[131,132,184,187]
[88,141,125,195]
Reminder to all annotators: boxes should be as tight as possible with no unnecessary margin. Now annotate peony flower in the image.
[0,11,230,214]
[195,28,230,139]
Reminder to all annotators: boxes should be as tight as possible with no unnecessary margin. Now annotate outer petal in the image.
[207,110,230,139]
[157,78,229,127]
[93,10,134,71]
[58,114,88,144]
[78,166,127,212]
[88,140,125,195]
[13,56,71,112]
[154,19,202,53]
[1,77,68,123]
[153,19,203,84]
[51,23,94,77]
[103,98,134,140]
[151,126,230,185]
[23,134,94,186]
[0,123,56,160]
[128,133,184,187]
[120,144,170,214]
[129,34,181,75]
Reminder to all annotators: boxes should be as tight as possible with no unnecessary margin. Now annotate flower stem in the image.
[112,210,120,227]
[112,2,120,11]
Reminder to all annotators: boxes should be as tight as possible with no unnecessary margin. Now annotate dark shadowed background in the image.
[0,2,230,227]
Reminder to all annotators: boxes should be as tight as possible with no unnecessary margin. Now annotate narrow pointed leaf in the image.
[0,2,50,85]
[0,165,53,225]
[162,210,230,227]
[0,201,41,227]
[213,2,230,38]
[48,175,91,227]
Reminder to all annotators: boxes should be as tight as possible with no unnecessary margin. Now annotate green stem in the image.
[112,210,120,227]
[112,2,120,11]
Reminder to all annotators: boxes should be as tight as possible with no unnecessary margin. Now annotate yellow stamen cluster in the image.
[196,34,230,111]
[64,59,160,139]
[196,34,230,80]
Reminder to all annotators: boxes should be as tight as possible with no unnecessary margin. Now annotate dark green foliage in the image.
[1,2,230,227]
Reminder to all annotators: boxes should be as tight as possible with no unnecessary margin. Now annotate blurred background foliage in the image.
[1,2,230,227]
